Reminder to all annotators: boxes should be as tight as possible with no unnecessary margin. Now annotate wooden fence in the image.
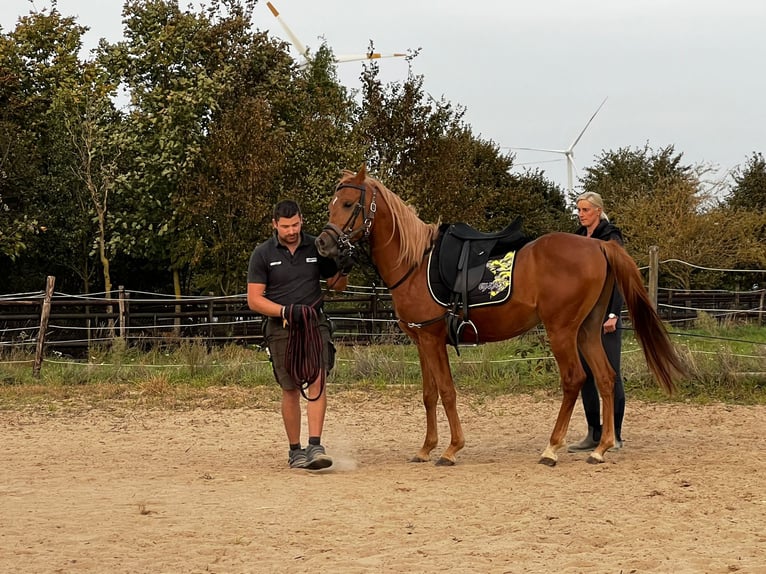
[0,284,402,357]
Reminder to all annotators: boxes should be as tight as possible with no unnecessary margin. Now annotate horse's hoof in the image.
[586,453,605,464]
[409,455,430,463]
[538,456,557,467]
[435,457,455,466]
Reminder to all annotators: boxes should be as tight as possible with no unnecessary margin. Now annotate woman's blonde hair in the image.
[576,191,609,222]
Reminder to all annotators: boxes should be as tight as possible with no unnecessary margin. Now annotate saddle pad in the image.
[427,250,517,308]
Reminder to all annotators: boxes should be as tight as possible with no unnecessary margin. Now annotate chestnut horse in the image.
[316,166,685,466]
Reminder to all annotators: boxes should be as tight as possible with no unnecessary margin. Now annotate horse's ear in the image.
[354,163,367,182]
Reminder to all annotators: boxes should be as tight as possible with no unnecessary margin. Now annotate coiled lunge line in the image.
[285,304,325,401]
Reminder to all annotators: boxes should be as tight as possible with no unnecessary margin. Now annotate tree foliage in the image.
[0,1,763,296]
[0,7,90,288]
[728,152,766,212]
[581,145,766,289]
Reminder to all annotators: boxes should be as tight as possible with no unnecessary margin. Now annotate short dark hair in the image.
[273,200,301,221]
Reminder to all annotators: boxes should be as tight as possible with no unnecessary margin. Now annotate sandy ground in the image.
[2,388,765,574]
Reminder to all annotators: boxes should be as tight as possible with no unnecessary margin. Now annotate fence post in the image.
[118,285,126,340]
[648,245,659,310]
[106,289,115,343]
[33,276,55,378]
[760,289,765,326]
[124,291,131,344]
[371,284,379,336]
[174,273,182,337]
[208,292,215,342]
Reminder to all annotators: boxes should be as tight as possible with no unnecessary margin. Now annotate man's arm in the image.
[247,282,284,318]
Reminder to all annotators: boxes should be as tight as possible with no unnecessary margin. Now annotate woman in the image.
[568,191,626,452]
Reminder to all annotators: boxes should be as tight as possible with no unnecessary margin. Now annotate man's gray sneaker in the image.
[288,448,308,468]
[304,444,333,470]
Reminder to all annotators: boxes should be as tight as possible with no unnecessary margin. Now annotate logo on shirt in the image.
[269,261,282,267]
[306,257,318,263]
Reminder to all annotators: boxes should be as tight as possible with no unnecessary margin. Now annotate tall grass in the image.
[1,321,764,410]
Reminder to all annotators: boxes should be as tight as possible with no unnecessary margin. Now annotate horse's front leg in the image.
[409,336,465,465]
[409,341,440,463]
[420,336,465,465]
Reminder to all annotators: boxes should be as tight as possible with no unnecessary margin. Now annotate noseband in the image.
[321,182,377,255]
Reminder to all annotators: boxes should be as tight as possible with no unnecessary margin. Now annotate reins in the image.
[284,303,325,401]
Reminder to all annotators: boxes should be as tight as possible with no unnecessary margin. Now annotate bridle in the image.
[320,182,377,258]
[322,177,444,326]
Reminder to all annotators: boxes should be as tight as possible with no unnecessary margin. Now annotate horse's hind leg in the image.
[578,334,616,464]
[577,278,618,464]
[539,331,585,466]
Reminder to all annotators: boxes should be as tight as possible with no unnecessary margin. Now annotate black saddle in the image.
[435,218,527,350]
[438,218,525,293]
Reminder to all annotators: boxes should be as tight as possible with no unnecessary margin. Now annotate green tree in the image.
[172,8,359,294]
[102,0,258,296]
[51,62,123,296]
[354,63,492,226]
[269,44,361,234]
[721,152,766,290]
[179,96,286,295]
[0,7,94,291]
[0,63,38,260]
[495,167,571,237]
[581,145,764,289]
[353,62,568,238]
[728,152,766,212]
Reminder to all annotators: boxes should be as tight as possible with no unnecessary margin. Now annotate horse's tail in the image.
[600,240,685,394]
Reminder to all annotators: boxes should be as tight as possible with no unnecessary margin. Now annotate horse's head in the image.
[315,164,378,261]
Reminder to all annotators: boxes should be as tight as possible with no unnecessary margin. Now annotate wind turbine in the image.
[511,97,608,193]
[266,2,407,65]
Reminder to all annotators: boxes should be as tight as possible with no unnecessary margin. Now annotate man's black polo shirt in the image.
[247,231,337,306]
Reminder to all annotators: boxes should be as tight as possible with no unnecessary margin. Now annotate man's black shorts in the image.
[263,314,336,390]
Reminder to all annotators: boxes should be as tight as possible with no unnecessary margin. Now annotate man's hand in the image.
[288,304,311,326]
[336,251,355,276]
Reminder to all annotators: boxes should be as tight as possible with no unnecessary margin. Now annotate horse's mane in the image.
[362,175,439,269]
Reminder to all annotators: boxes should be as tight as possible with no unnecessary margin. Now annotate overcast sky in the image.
[2,0,764,192]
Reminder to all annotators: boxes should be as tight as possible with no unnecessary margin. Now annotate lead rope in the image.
[284,304,326,401]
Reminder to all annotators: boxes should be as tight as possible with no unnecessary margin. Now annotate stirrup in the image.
[456,319,479,345]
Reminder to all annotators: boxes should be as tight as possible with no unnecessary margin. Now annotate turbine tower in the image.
[512,97,608,193]
[266,2,407,65]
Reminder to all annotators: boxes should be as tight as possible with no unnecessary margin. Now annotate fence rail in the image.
[0,287,401,356]
[1,284,764,358]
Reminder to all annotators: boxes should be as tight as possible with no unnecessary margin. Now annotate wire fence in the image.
[1,257,764,365]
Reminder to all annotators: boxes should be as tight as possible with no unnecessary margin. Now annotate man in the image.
[247,200,349,469]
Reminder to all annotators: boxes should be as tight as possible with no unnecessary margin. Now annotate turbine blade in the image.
[334,52,407,63]
[568,96,608,151]
[569,155,579,174]
[266,2,310,62]
[511,146,567,155]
